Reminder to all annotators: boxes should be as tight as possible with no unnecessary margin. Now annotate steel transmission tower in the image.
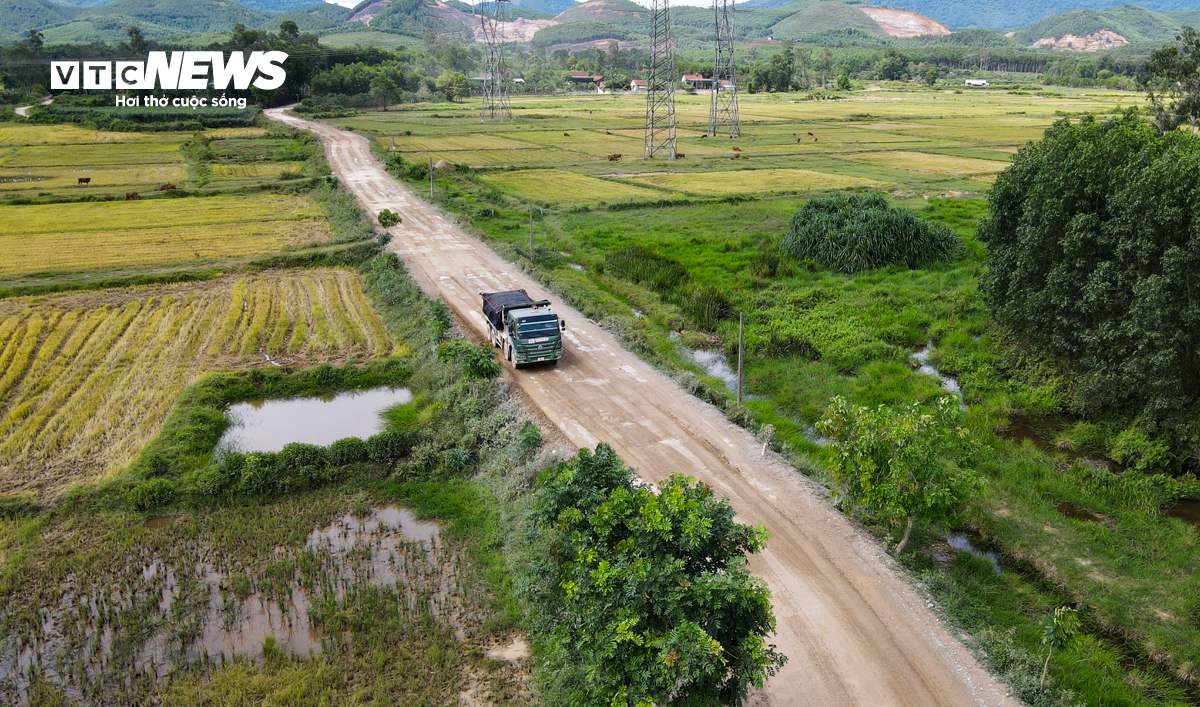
[479,0,513,122]
[643,0,677,159]
[708,0,739,138]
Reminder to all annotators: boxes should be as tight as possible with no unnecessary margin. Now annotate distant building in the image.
[513,77,525,84]
[965,79,990,87]
[682,74,713,89]
[569,72,603,84]
[630,79,648,92]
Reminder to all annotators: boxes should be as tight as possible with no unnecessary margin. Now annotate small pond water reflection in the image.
[947,533,1002,574]
[1167,500,1200,530]
[1056,501,1105,524]
[219,387,412,453]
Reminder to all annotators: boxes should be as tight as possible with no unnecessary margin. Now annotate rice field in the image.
[400,147,580,168]
[211,161,305,180]
[0,163,187,194]
[628,168,882,195]
[0,124,162,145]
[204,127,270,139]
[0,270,397,497]
[0,194,330,277]
[2,140,185,168]
[849,151,1010,175]
[483,168,668,204]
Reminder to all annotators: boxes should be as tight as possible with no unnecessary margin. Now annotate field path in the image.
[14,96,53,118]
[266,106,1020,707]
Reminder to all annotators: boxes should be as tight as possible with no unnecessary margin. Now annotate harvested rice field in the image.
[848,151,1010,175]
[0,270,397,498]
[628,168,882,195]
[483,168,668,203]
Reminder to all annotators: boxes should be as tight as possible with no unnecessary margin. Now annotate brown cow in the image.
[731,146,741,152]
[607,154,622,161]
[675,153,685,159]
[159,183,177,191]
[563,132,570,137]
[808,132,818,142]
[700,134,708,139]
[78,177,91,186]
[605,130,612,135]
[125,192,139,200]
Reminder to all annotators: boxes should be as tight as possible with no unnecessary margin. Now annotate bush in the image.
[978,113,1200,431]
[328,437,369,466]
[677,283,733,331]
[277,443,328,471]
[438,340,502,379]
[782,193,959,272]
[128,478,177,511]
[378,209,402,228]
[366,429,412,465]
[239,452,283,496]
[602,245,690,292]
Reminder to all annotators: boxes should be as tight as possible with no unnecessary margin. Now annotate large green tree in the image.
[978,113,1200,433]
[525,444,786,707]
[1138,26,1200,133]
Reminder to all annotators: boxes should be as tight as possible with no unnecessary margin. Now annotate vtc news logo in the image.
[50,51,289,91]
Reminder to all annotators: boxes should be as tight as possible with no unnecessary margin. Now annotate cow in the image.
[605,130,612,135]
[675,153,685,159]
[159,183,177,191]
[808,132,818,142]
[125,192,139,200]
[78,177,91,186]
[731,146,741,152]
[607,154,622,161]
[700,134,709,139]
[563,132,570,137]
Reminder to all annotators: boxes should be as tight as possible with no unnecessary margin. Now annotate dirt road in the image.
[266,106,1020,707]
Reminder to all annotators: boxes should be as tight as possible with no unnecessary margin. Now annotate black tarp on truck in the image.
[481,290,535,330]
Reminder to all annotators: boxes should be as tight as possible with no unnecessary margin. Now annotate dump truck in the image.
[481,290,565,368]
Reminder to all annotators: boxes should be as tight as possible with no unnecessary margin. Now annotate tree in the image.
[437,340,501,379]
[126,26,147,55]
[279,20,299,42]
[816,47,833,89]
[370,74,400,110]
[876,49,908,81]
[525,444,787,706]
[25,29,43,53]
[1040,606,1081,687]
[436,71,471,102]
[1139,26,1200,133]
[817,396,981,554]
[977,113,1200,434]
[377,209,401,228]
[923,67,938,86]
[794,44,812,89]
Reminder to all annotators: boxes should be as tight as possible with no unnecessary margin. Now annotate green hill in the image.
[517,0,576,14]
[770,1,884,38]
[552,0,646,23]
[884,0,1200,30]
[0,0,79,32]
[264,1,350,31]
[1012,5,1184,45]
[40,0,270,42]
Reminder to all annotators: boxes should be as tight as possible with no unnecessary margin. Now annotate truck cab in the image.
[481,290,566,368]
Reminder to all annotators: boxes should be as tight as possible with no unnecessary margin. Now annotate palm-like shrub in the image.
[782,193,958,273]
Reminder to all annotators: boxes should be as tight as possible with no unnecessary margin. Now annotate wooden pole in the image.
[737,312,744,405]
[529,205,535,262]
[429,157,434,199]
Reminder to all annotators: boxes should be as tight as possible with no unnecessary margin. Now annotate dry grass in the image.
[0,124,161,145]
[1,141,184,168]
[0,164,187,193]
[628,168,882,195]
[205,127,270,139]
[849,151,1009,175]
[0,270,397,498]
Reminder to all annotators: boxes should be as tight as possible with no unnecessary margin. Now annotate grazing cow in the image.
[605,130,612,135]
[675,153,685,159]
[77,177,91,186]
[159,183,177,191]
[125,192,139,200]
[808,132,818,142]
[607,154,622,161]
[731,146,741,152]
[563,132,570,137]
[700,134,709,139]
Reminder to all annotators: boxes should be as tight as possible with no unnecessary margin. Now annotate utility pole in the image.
[737,312,744,405]
[429,156,433,199]
[529,205,535,262]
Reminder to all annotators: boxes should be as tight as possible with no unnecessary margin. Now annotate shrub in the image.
[128,478,177,511]
[1109,429,1173,473]
[328,437,369,466]
[240,452,283,495]
[438,340,502,379]
[277,443,328,471]
[366,429,412,465]
[676,284,733,331]
[782,193,959,273]
[515,420,543,460]
[602,245,690,292]
[378,209,402,228]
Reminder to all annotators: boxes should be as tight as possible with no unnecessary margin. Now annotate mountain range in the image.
[2,0,1199,49]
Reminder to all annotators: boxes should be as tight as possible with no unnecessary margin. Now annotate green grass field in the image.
[332,87,1200,705]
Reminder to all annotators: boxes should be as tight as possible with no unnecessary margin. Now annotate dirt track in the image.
[266,106,1021,707]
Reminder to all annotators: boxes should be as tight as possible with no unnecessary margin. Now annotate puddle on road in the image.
[1056,501,1105,524]
[219,387,412,453]
[0,506,457,704]
[947,533,1002,574]
[1166,500,1200,530]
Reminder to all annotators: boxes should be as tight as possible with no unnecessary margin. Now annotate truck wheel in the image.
[548,359,559,367]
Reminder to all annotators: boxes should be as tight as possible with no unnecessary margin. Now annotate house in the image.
[513,77,525,84]
[682,74,713,89]
[630,79,648,92]
[568,72,603,84]
[965,79,990,87]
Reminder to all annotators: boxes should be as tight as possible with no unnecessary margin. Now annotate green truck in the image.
[481,290,566,368]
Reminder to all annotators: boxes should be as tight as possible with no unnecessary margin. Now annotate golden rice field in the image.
[2,140,184,168]
[401,147,579,168]
[628,168,881,195]
[204,127,270,139]
[0,164,187,194]
[0,194,330,277]
[483,168,666,204]
[0,124,162,145]
[0,270,397,498]
[211,161,305,180]
[848,151,1010,175]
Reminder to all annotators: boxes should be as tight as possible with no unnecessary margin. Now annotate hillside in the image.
[41,0,270,41]
[0,0,79,32]
[515,0,576,14]
[1012,5,1187,50]
[885,0,1200,30]
[771,1,885,37]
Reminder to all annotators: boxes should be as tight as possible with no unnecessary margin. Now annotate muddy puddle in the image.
[0,506,460,705]
[219,387,412,453]
[946,533,1002,574]
[1166,500,1200,530]
[1056,501,1105,524]
[1005,421,1121,472]
[910,346,964,406]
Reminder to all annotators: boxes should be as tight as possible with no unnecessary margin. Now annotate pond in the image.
[219,387,413,453]
[1167,500,1200,531]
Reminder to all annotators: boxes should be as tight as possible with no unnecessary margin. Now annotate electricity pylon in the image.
[644,0,677,159]
[479,0,513,122]
[708,0,740,138]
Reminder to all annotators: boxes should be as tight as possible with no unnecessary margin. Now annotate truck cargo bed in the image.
[481,290,533,330]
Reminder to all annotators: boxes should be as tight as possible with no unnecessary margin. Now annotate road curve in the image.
[266,106,1020,707]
